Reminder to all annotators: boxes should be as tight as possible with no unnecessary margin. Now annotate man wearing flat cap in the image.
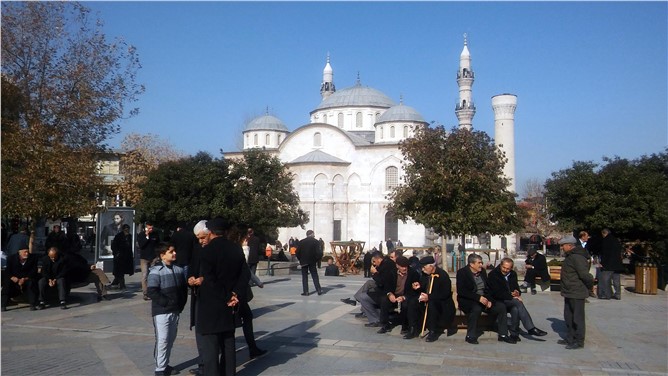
[558,234,594,350]
[413,255,456,342]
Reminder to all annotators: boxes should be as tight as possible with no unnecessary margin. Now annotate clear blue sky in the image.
[86,1,668,195]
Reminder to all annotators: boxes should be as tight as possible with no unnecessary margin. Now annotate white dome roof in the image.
[244,114,288,132]
[376,103,426,124]
[314,83,395,111]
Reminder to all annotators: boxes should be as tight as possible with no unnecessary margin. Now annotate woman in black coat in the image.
[110,224,134,289]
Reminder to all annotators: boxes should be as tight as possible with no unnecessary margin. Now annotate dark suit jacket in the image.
[170,229,196,267]
[456,266,492,313]
[296,236,322,266]
[600,235,624,272]
[40,254,67,280]
[369,257,397,303]
[137,231,159,261]
[526,252,550,280]
[5,253,39,280]
[196,236,250,335]
[247,235,261,264]
[487,266,521,302]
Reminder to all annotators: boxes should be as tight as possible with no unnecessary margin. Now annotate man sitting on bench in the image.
[456,253,515,345]
[523,249,550,294]
[2,248,39,311]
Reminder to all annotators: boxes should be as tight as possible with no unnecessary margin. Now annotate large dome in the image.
[376,103,426,124]
[314,84,395,111]
[244,114,288,132]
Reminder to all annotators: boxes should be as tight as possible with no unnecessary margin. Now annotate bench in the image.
[256,261,298,276]
[548,266,562,292]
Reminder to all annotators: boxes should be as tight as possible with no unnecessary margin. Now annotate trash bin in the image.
[635,263,658,295]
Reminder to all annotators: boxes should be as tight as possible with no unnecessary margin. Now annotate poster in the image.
[96,208,135,259]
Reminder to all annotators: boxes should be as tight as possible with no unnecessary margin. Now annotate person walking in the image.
[558,235,594,350]
[296,230,323,296]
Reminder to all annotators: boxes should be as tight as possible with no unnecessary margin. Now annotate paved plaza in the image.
[2,268,667,376]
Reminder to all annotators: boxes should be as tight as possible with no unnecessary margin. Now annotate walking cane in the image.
[420,273,439,337]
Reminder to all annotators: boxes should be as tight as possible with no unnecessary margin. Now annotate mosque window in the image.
[379,126,384,139]
[356,112,363,128]
[314,132,322,147]
[245,134,249,147]
[253,134,258,146]
[338,113,344,128]
[385,166,398,190]
[390,126,395,138]
[376,112,381,122]
[403,125,409,138]
[277,134,282,144]
[265,134,270,145]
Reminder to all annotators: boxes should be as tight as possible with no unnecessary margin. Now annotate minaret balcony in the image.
[455,103,476,111]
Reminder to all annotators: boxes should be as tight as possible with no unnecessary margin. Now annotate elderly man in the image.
[558,235,594,350]
[358,251,397,327]
[488,258,548,341]
[598,228,624,300]
[377,256,420,336]
[414,256,456,342]
[523,248,550,295]
[456,253,515,345]
[2,248,39,311]
[38,247,68,309]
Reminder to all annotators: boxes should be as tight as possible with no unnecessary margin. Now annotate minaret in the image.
[455,34,476,130]
[492,93,517,193]
[320,53,335,99]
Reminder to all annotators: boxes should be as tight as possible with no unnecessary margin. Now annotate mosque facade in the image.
[228,37,517,252]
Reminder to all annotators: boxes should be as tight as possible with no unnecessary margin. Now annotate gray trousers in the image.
[502,299,535,335]
[598,270,621,299]
[153,312,179,372]
[355,280,379,324]
[38,277,66,302]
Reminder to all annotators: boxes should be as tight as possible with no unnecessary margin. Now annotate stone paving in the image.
[2,269,667,375]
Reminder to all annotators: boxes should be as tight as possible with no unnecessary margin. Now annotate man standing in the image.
[598,228,624,300]
[523,249,550,295]
[488,258,548,342]
[558,235,594,349]
[195,218,249,376]
[296,230,323,296]
[246,228,261,277]
[111,224,134,290]
[45,225,67,255]
[170,223,196,279]
[414,256,456,342]
[456,253,515,345]
[138,222,159,301]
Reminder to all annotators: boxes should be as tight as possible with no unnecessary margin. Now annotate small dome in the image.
[244,114,288,132]
[314,84,395,111]
[377,103,426,124]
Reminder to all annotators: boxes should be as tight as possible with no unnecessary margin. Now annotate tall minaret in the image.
[492,93,517,193]
[455,34,476,130]
[320,53,336,99]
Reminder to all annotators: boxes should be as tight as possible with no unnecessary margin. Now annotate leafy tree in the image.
[1,2,143,246]
[117,133,185,206]
[388,125,525,246]
[545,151,668,260]
[518,178,561,251]
[136,149,308,239]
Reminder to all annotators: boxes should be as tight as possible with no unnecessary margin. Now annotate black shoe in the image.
[612,296,620,300]
[354,312,366,319]
[565,342,584,350]
[528,327,548,336]
[301,292,309,296]
[165,365,179,375]
[465,336,479,344]
[403,328,418,339]
[249,348,268,358]
[557,339,572,345]
[498,335,517,344]
[510,334,521,342]
[37,302,45,310]
[60,301,68,310]
[144,295,151,301]
[341,298,357,306]
[107,284,119,290]
[377,324,392,334]
[447,326,458,337]
[400,327,409,335]
[425,331,441,342]
[317,289,323,296]
[531,289,537,295]
[365,322,381,328]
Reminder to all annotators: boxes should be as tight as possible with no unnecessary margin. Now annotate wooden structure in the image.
[330,241,365,274]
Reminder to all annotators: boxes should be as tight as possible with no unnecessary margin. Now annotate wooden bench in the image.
[548,266,562,292]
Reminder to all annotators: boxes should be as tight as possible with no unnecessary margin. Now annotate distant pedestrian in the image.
[598,228,624,300]
[111,224,134,290]
[138,222,159,300]
[296,230,323,296]
[147,243,188,376]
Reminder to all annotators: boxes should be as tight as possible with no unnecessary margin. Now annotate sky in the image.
[86,1,668,196]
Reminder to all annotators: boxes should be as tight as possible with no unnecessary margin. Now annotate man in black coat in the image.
[296,230,323,296]
[377,256,421,336]
[196,218,250,376]
[111,224,134,290]
[456,253,514,345]
[415,256,456,342]
[2,248,39,311]
[138,222,159,300]
[170,223,196,278]
[38,247,68,309]
[599,228,624,300]
[360,252,397,327]
[488,258,548,342]
[523,249,550,295]
[45,225,67,254]
[363,250,373,278]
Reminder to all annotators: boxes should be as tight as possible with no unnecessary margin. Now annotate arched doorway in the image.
[384,211,398,244]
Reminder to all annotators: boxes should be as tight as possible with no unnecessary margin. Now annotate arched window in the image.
[403,125,409,138]
[390,126,395,138]
[265,134,270,145]
[253,134,258,146]
[375,112,381,122]
[314,132,322,147]
[338,113,344,128]
[385,166,398,190]
[356,112,363,128]
[245,134,249,147]
[277,134,282,144]
[379,126,384,140]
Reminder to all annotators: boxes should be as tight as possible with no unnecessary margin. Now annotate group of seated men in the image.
[2,246,109,311]
[341,250,548,344]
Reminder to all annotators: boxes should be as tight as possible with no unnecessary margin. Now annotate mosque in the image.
[227,36,518,252]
